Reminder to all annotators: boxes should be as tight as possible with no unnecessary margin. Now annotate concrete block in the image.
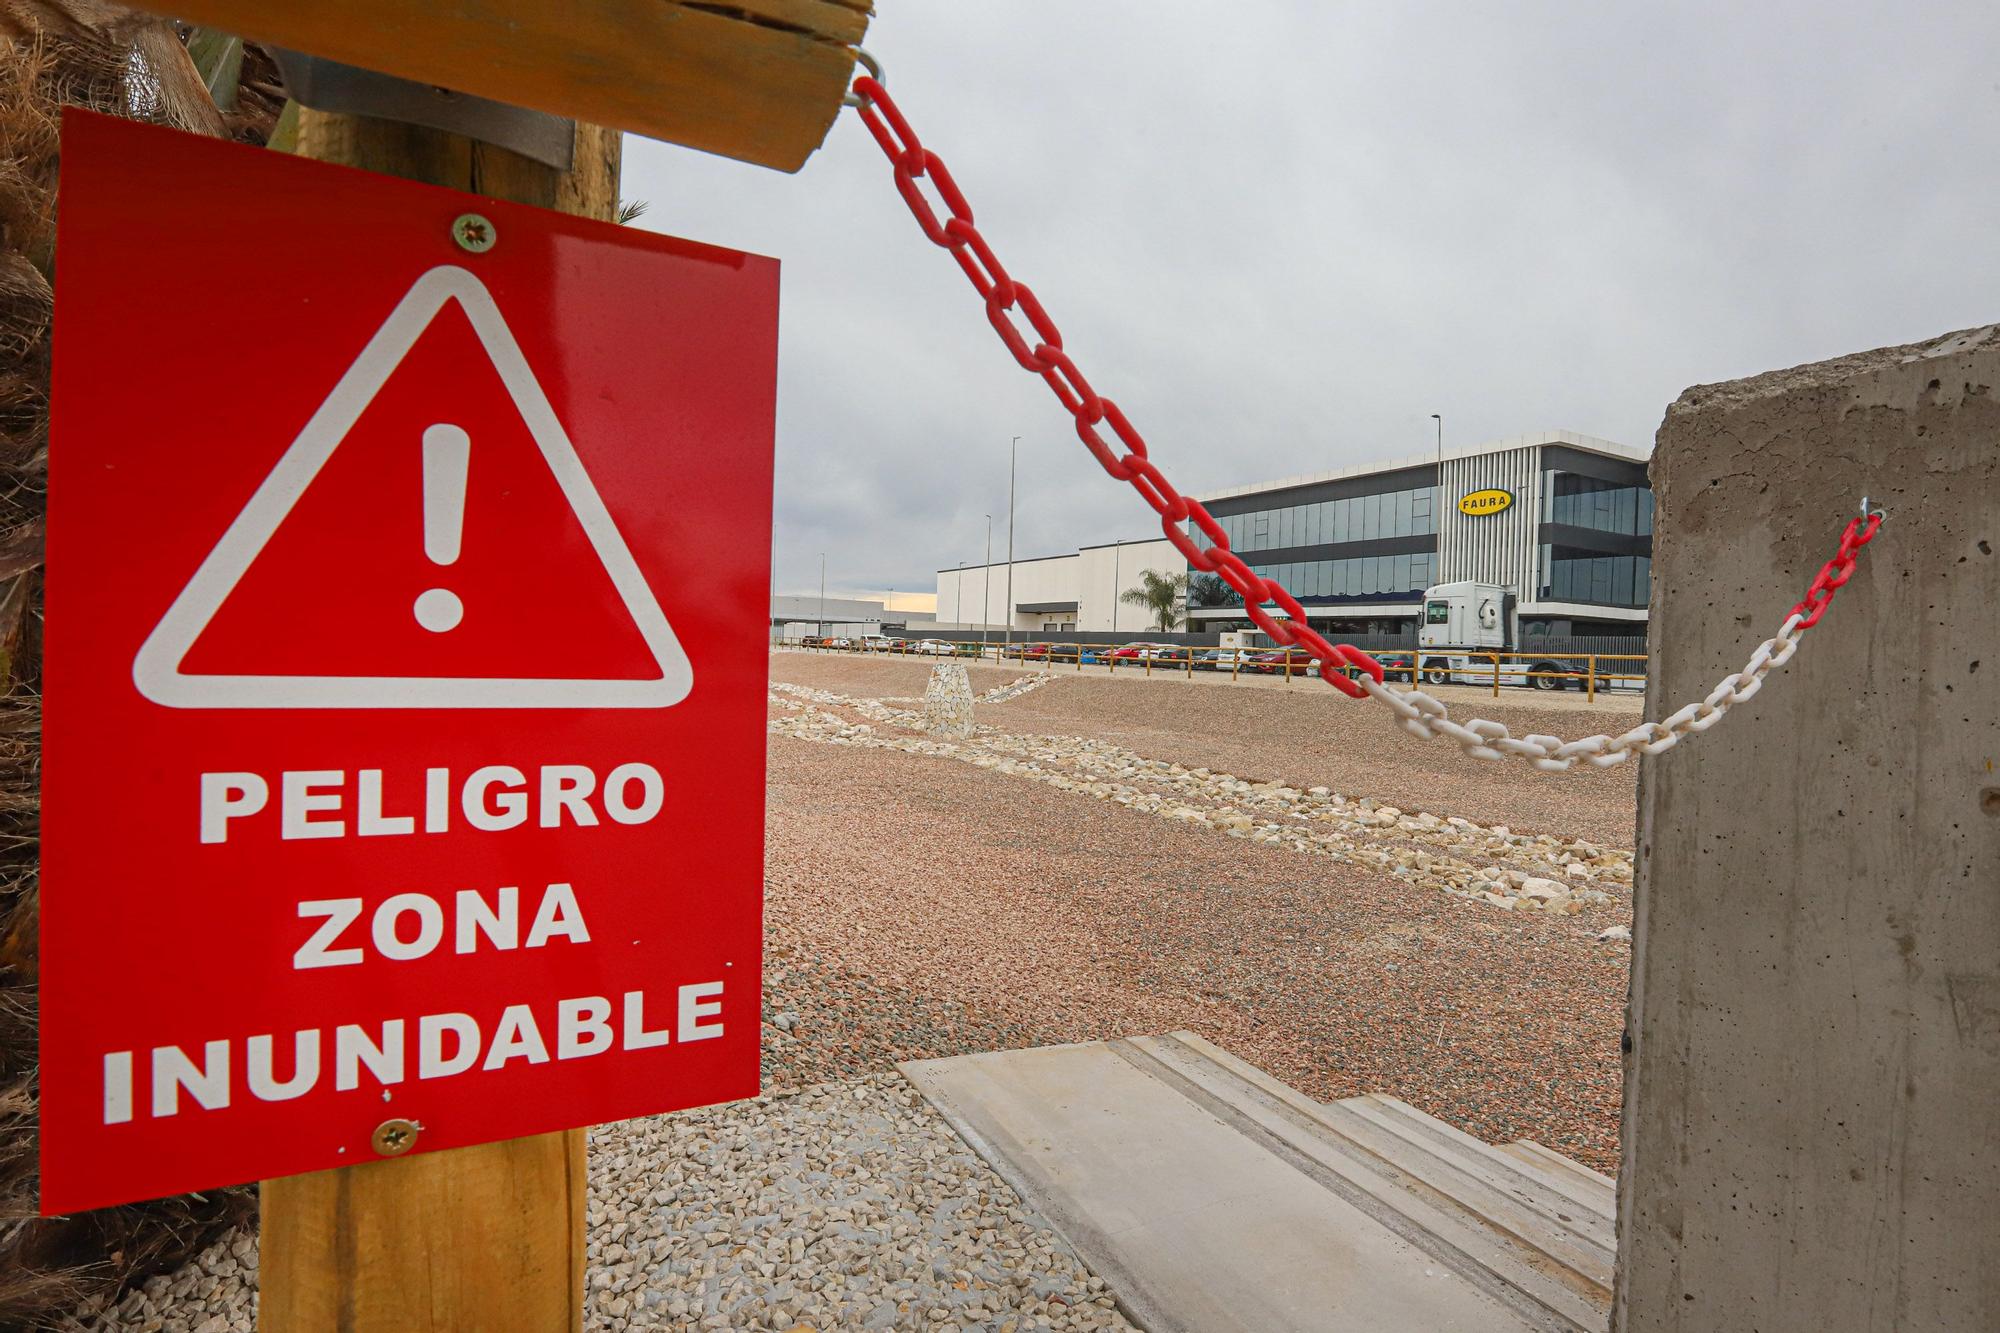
[1618,327,2000,1331]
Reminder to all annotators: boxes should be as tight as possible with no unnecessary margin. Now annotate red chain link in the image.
[852,74,1882,693]
[1789,509,1883,629]
[850,75,1382,698]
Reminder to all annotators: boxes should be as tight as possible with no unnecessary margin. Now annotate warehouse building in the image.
[934,537,1184,634]
[933,430,1652,648]
[769,593,936,642]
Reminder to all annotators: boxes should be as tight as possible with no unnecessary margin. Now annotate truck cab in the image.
[1415,581,1613,691]
[1419,581,1513,653]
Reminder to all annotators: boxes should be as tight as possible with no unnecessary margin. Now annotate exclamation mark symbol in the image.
[414,423,469,633]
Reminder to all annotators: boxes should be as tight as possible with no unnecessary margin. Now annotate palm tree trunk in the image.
[0,5,243,1325]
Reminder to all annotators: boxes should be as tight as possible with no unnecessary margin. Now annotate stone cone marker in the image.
[922,663,975,737]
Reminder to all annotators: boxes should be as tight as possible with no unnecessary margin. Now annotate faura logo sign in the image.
[1457,488,1514,517]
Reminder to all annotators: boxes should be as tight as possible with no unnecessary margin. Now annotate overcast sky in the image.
[622,1,2000,599]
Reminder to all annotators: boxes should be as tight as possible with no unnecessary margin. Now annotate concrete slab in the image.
[902,1032,1611,1332]
[1499,1140,1618,1219]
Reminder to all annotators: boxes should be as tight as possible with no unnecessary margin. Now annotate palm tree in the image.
[1187,571,1233,609]
[1120,569,1188,632]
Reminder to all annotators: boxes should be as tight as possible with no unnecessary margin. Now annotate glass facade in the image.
[1216,486,1435,553]
[1540,546,1650,608]
[1194,456,1652,620]
[1542,471,1653,536]
[1207,552,1436,606]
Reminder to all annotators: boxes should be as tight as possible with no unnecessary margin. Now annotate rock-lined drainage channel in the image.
[770,680,1632,919]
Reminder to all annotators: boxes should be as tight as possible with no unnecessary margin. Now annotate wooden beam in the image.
[121,0,871,171]
[256,105,615,1332]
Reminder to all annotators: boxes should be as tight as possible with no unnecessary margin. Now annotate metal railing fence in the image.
[780,637,1647,698]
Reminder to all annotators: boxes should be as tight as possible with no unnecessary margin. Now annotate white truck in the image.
[1415,581,1640,692]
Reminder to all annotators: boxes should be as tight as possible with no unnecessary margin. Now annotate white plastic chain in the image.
[1355,614,1803,771]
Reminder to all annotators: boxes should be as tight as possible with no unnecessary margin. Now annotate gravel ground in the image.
[81,1076,1134,1333]
[763,660,1633,1170]
[769,680,1629,912]
[838,665,1644,850]
[768,653,1029,701]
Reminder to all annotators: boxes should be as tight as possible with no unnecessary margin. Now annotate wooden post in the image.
[257,109,619,1333]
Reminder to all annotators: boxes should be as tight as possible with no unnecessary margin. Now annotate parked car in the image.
[1137,646,1194,665]
[1001,641,1056,660]
[859,634,896,652]
[1195,648,1256,672]
[1250,647,1320,676]
[910,638,956,655]
[1371,650,1418,683]
[1108,641,1173,660]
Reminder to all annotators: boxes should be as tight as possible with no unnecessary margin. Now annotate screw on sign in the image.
[39,112,780,1213]
[452,211,496,254]
[843,70,1886,765]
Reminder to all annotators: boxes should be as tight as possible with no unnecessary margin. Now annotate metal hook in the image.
[1860,494,1887,524]
[842,47,884,108]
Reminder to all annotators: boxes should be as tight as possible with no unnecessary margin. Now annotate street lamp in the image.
[1431,413,1443,482]
[1109,541,1120,634]
[1003,436,1018,658]
[817,552,826,637]
[982,515,992,653]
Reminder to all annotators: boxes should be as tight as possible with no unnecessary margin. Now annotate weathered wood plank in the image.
[290,112,625,220]
[122,0,872,171]
[260,1129,587,1331]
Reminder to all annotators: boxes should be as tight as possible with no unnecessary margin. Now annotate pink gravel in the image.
[763,656,1635,1173]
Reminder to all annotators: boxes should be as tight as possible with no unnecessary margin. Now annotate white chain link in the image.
[1359,614,1806,771]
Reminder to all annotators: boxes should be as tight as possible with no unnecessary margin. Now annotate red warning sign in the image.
[41,112,778,1212]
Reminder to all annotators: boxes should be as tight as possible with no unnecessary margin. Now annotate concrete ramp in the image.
[901,1032,1613,1333]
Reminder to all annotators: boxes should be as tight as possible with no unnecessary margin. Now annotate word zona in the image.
[296,882,588,970]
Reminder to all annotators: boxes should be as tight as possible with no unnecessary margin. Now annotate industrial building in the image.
[933,431,1652,648]
[769,593,936,642]
[1193,430,1651,645]
[934,538,1184,634]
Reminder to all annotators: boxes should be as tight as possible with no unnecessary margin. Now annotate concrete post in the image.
[1617,327,2000,1331]
[922,663,975,738]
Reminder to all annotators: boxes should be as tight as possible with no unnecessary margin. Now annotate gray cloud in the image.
[621,1,2000,598]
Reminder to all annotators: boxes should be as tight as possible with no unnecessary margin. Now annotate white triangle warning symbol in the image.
[132,265,693,710]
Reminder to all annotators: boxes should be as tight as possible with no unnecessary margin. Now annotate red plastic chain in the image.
[849,75,1380,698]
[849,74,1881,693]
[1789,509,1883,629]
